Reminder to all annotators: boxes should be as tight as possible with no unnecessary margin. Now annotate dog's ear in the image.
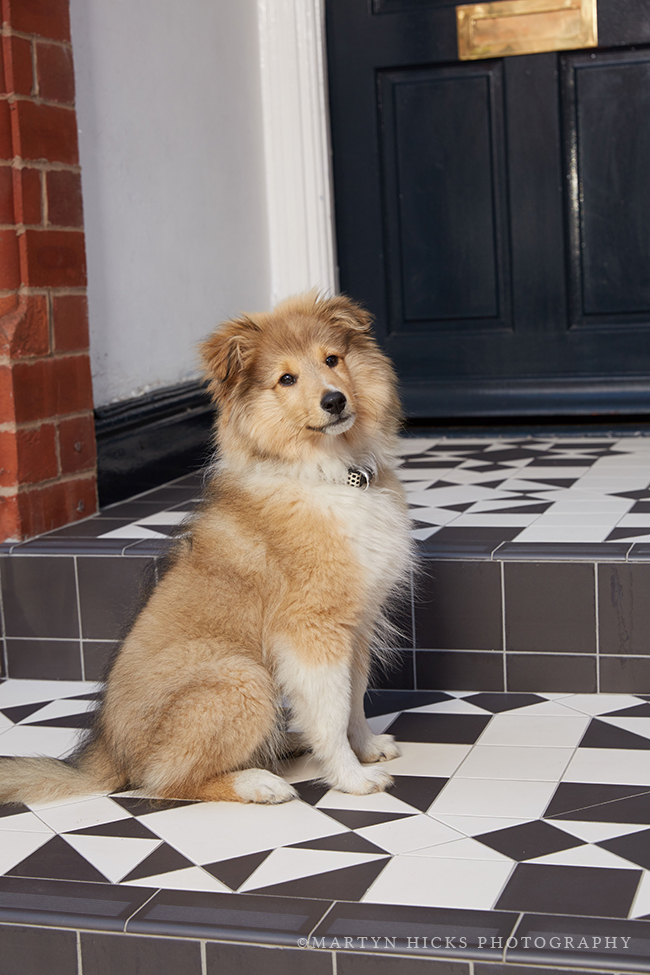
[323,294,373,334]
[199,316,260,399]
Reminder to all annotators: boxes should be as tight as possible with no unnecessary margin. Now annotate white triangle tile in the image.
[0,713,15,733]
[357,813,462,854]
[0,725,81,759]
[21,698,98,723]
[0,680,100,708]
[527,844,639,869]
[98,525,166,539]
[0,830,51,873]
[600,717,650,741]
[239,847,385,893]
[62,834,162,883]
[504,700,590,717]
[410,699,492,715]
[403,837,513,861]
[546,820,648,843]
[562,694,642,716]
[316,790,417,814]
[0,811,55,833]
[630,871,650,918]
[379,742,471,777]
[410,527,441,541]
[366,713,400,735]
[137,799,347,864]
[122,865,231,892]
[282,752,323,783]
[136,511,189,526]
[430,815,530,837]
[30,796,132,831]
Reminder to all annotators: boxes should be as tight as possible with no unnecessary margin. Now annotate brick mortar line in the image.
[2,223,85,232]
[1,410,94,434]
[0,469,95,496]
[0,285,86,295]
[0,92,76,111]
[0,160,82,172]
[0,26,72,49]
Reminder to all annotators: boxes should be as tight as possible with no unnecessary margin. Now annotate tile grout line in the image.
[73,556,85,682]
[200,939,207,975]
[0,561,7,680]
[594,562,600,693]
[76,929,83,975]
[500,560,507,692]
[410,565,417,690]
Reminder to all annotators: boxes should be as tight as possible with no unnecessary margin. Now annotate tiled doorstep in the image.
[4,686,650,971]
[4,437,650,692]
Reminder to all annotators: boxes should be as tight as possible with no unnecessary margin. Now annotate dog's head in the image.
[200,293,401,463]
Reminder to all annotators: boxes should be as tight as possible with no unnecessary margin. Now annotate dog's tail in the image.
[0,738,126,806]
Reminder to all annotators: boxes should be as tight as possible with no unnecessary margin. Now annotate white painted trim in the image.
[257,0,338,306]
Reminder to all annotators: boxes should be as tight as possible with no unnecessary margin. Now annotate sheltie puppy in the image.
[0,293,415,806]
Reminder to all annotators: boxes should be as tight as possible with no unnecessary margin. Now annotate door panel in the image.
[326,0,650,416]
[381,63,510,329]
[564,50,650,322]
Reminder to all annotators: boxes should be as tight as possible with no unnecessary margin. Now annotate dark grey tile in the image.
[11,537,132,554]
[0,876,154,931]
[416,650,504,691]
[8,835,109,883]
[385,711,491,743]
[0,924,77,975]
[579,717,650,749]
[506,653,597,693]
[598,827,650,870]
[123,538,174,557]
[628,543,650,561]
[389,774,449,812]
[310,902,518,958]
[136,486,201,505]
[248,858,390,900]
[45,518,134,538]
[126,889,331,944]
[369,649,414,690]
[477,966,599,975]
[475,821,582,861]
[82,641,118,681]
[504,562,596,653]
[544,782,650,820]
[101,500,181,518]
[1,556,79,639]
[600,656,650,693]
[495,863,641,917]
[6,639,82,680]
[419,528,519,552]
[81,932,201,975]
[206,942,333,975]
[337,952,469,975]
[464,692,545,713]
[417,541,496,559]
[77,556,154,640]
[497,542,631,561]
[364,689,452,717]
[415,562,502,650]
[507,914,650,971]
[599,563,650,655]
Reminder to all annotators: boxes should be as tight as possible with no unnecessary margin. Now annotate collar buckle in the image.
[347,467,375,490]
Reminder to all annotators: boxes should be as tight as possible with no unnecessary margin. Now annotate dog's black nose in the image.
[321,390,347,416]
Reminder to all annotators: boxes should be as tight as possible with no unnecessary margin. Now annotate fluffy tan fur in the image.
[0,293,415,806]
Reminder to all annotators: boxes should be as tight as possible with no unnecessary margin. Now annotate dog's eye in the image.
[325,355,339,368]
[278,374,296,386]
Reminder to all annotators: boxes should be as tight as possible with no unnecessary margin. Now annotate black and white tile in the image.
[3,680,650,924]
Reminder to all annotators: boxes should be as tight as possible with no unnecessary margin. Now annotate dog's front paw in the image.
[354,733,401,764]
[331,764,393,796]
[233,769,298,804]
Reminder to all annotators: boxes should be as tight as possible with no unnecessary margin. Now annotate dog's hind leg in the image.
[128,653,296,804]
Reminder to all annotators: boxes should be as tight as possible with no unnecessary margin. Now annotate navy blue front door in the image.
[326,0,650,418]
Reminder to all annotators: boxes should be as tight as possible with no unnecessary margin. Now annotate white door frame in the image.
[257,0,338,305]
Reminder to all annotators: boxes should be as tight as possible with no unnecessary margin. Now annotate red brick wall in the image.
[0,0,97,541]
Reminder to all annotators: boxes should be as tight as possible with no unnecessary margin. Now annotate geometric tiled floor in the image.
[4,678,650,925]
[18,433,650,553]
